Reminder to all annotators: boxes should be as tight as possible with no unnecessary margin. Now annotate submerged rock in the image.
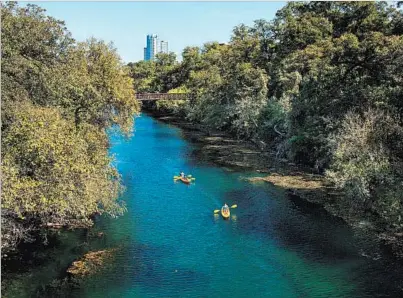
[67,248,117,276]
[248,173,324,190]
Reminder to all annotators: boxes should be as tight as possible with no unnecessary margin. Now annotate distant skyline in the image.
[143,34,168,61]
[31,2,286,63]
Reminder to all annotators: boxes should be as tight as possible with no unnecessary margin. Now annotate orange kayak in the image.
[221,206,230,219]
[179,177,191,184]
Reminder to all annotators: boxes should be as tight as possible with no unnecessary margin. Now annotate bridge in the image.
[136,93,190,101]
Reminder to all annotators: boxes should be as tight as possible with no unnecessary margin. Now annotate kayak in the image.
[179,177,191,184]
[173,175,195,183]
[221,206,230,219]
[214,204,236,218]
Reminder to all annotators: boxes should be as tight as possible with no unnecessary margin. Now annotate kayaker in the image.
[180,172,185,178]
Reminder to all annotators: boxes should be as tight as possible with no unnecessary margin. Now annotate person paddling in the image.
[180,171,185,178]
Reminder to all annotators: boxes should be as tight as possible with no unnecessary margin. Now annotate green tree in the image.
[1,2,73,124]
[1,3,140,254]
[327,109,403,227]
[2,103,125,253]
[60,39,139,134]
[128,60,157,93]
[128,1,403,231]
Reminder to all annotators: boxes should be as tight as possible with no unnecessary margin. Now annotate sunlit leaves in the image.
[2,102,125,220]
[1,3,137,253]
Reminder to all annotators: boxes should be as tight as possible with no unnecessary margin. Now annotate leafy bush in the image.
[327,109,403,226]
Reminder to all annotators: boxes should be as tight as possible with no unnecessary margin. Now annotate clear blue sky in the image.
[32,1,286,63]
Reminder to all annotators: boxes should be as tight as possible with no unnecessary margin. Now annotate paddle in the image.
[174,176,195,180]
[173,175,195,181]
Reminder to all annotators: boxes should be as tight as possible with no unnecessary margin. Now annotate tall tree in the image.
[1,3,140,254]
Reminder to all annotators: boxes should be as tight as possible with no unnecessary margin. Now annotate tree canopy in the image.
[1,3,139,254]
[128,1,403,231]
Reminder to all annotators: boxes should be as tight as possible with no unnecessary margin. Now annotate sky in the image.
[31,1,286,63]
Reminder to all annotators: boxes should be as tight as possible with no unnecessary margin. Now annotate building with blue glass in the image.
[144,34,168,61]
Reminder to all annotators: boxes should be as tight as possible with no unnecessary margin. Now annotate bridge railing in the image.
[136,93,189,101]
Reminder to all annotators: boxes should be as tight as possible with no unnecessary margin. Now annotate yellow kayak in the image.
[221,206,230,219]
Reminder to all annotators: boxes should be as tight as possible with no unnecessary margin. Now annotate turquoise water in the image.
[3,114,403,297]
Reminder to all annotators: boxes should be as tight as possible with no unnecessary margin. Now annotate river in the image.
[3,113,403,297]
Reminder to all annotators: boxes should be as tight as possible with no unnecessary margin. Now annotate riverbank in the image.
[148,110,403,260]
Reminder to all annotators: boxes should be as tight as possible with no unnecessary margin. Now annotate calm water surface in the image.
[4,114,403,297]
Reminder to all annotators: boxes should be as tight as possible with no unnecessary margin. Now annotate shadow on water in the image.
[65,239,211,298]
[220,186,354,259]
[219,182,403,297]
[2,229,90,297]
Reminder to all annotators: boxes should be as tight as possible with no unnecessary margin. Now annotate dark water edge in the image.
[2,226,89,297]
[2,112,403,297]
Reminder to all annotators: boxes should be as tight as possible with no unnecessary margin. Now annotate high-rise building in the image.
[144,34,158,61]
[144,34,169,61]
[159,40,168,54]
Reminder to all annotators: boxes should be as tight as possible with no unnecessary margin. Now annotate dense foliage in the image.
[1,3,140,254]
[129,2,403,230]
